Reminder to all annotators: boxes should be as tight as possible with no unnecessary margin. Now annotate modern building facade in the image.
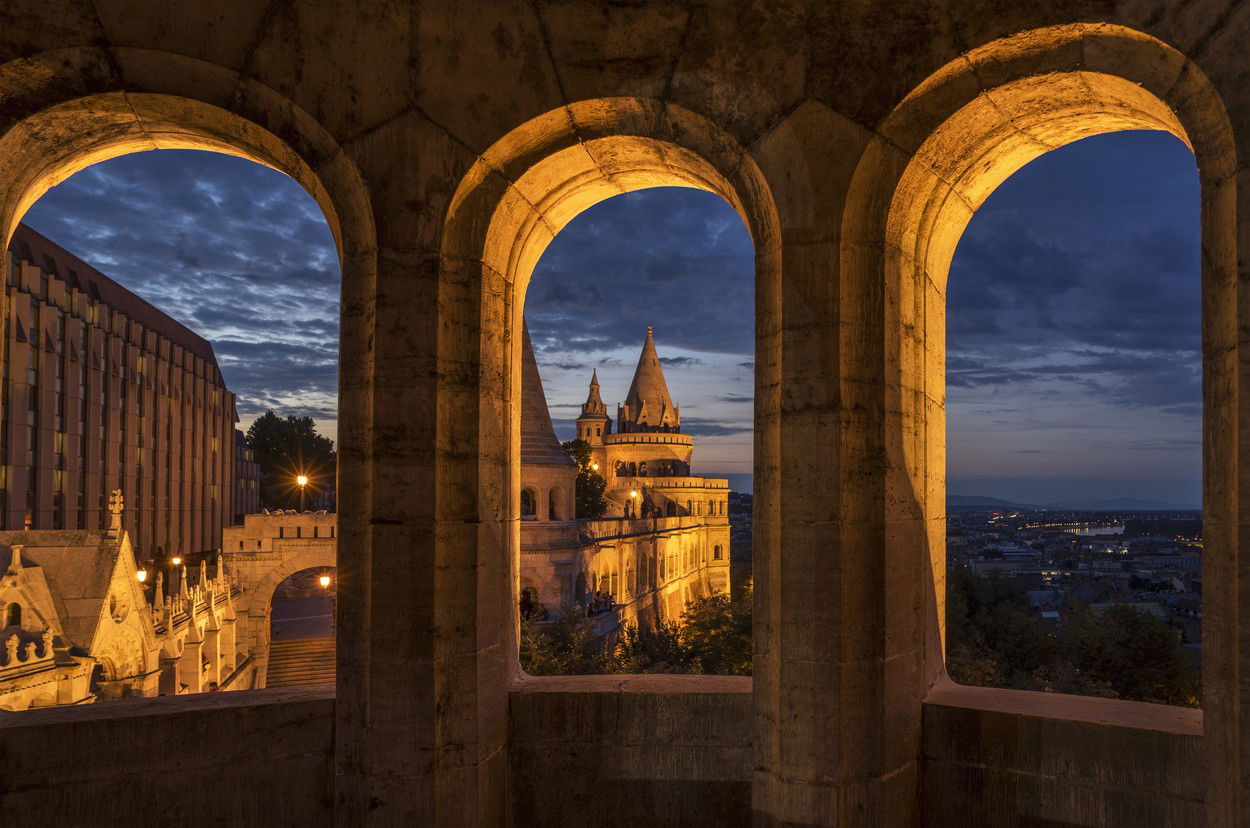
[1,225,239,561]
[232,430,260,522]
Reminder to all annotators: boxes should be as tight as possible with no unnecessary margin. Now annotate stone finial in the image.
[154,571,165,608]
[199,558,208,590]
[5,544,22,576]
[108,488,124,535]
[4,634,16,665]
[215,551,225,584]
[40,630,53,659]
[23,640,36,661]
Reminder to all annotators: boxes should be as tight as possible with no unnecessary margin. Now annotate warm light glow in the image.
[171,556,183,566]
[135,570,148,583]
[591,463,599,471]
[319,575,332,588]
[297,474,309,487]
[629,490,638,498]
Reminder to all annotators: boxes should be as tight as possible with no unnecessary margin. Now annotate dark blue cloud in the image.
[19,149,340,436]
[948,130,1201,504]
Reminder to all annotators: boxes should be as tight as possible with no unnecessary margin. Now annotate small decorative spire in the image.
[41,630,53,658]
[199,558,208,590]
[4,635,17,665]
[108,488,124,536]
[6,544,23,576]
[23,640,36,661]
[216,551,225,584]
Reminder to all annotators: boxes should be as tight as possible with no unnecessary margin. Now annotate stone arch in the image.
[4,602,20,627]
[825,23,1237,824]
[236,547,337,683]
[520,488,537,518]
[438,96,782,725]
[547,486,562,521]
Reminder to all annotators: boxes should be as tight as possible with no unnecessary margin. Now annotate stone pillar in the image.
[178,634,203,694]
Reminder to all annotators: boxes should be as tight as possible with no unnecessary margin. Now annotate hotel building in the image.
[1,225,241,559]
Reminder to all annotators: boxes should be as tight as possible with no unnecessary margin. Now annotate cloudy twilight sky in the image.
[21,150,340,437]
[19,131,1199,504]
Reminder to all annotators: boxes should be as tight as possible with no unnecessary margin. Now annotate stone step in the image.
[266,637,336,687]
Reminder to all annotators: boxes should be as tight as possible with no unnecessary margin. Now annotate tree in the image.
[245,411,337,510]
[520,610,608,675]
[562,438,608,518]
[680,586,753,675]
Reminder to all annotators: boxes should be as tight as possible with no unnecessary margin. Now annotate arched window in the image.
[548,488,560,521]
[520,489,536,518]
[713,545,723,561]
[665,501,676,517]
[4,603,20,627]
[686,499,692,515]
[638,462,648,477]
[707,498,714,514]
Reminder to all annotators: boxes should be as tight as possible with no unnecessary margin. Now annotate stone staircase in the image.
[265,637,335,687]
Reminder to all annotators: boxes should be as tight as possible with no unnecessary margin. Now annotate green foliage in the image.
[519,585,754,676]
[245,411,337,510]
[946,567,1199,707]
[562,438,608,518]
[608,619,702,674]
[678,588,753,675]
[519,611,608,675]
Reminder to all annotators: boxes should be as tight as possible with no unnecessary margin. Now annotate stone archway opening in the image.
[832,27,1237,816]
[442,98,780,684]
[266,566,336,688]
[0,84,371,713]
[943,129,1202,707]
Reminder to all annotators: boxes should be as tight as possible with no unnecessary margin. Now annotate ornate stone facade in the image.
[0,491,253,710]
[520,325,730,624]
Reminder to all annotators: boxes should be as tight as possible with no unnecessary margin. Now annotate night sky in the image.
[20,130,1199,504]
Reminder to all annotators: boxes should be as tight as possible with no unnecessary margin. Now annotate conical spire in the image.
[520,320,576,467]
[619,325,679,433]
[580,369,608,418]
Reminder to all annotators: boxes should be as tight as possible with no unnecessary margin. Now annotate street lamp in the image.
[319,574,331,588]
[296,474,309,511]
[135,569,148,583]
[591,462,599,471]
[629,489,638,518]
[171,556,182,566]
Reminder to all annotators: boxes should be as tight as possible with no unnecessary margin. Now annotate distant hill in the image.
[947,495,1039,510]
[1043,497,1199,511]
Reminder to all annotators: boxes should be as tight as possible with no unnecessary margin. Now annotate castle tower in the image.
[617,325,679,433]
[519,321,577,521]
[576,370,612,446]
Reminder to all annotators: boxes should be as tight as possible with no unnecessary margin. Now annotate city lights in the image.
[171,556,182,566]
[135,570,147,583]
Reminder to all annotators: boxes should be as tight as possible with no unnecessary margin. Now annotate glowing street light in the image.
[296,475,309,487]
[591,462,599,471]
[319,574,332,588]
[135,570,148,583]
[171,556,183,566]
[629,490,638,499]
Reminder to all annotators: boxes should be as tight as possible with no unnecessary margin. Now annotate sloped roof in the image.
[622,325,678,428]
[2,530,118,648]
[521,321,575,467]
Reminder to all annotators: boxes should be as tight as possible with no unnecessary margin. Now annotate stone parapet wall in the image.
[509,675,752,826]
[0,687,333,827]
[921,681,1203,826]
